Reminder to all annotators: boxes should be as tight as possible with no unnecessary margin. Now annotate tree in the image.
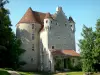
[78,25,95,72]
[0,0,25,69]
[92,19,100,72]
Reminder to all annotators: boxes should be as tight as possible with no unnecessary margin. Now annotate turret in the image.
[44,12,53,30]
[69,16,75,32]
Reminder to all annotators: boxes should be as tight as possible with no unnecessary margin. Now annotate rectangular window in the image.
[52,46,54,49]
[32,44,34,51]
[31,58,33,62]
[32,24,34,29]
[32,34,34,40]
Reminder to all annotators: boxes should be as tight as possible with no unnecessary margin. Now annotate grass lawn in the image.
[0,68,100,75]
[66,72,100,75]
[66,72,84,75]
[0,69,10,75]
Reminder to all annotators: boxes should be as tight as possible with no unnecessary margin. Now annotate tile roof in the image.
[18,7,38,24]
[18,7,53,25]
[45,12,53,19]
[51,49,80,57]
[17,7,54,31]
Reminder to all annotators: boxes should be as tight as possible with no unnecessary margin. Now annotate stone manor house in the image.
[16,6,80,72]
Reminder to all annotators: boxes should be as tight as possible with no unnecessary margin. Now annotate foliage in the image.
[0,70,10,75]
[78,25,95,72]
[78,19,100,72]
[93,19,100,63]
[0,0,25,69]
[68,58,82,71]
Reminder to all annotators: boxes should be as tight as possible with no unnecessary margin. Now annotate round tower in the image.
[40,12,54,72]
[44,12,53,30]
[16,7,41,71]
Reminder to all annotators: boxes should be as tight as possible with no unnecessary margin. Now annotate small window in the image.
[65,23,67,26]
[51,21,52,23]
[58,36,60,39]
[52,46,54,49]
[46,20,48,23]
[73,59,74,63]
[50,26,51,30]
[31,58,33,62]
[32,44,34,51]
[32,34,34,40]
[56,23,58,25]
[71,25,72,27]
[32,24,34,29]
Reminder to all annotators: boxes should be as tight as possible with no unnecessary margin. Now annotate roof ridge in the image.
[18,7,38,24]
[45,12,53,19]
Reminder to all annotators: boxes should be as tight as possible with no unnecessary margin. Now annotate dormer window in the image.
[46,20,48,23]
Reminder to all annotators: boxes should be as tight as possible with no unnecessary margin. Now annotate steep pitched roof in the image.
[45,12,53,19]
[18,7,53,25]
[18,7,38,24]
[68,16,75,23]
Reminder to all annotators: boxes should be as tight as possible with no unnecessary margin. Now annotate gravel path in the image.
[7,71,20,75]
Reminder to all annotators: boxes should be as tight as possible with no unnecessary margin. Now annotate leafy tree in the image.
[78,25,95,72]
[92,19,100,72]
[0,0,25,69]
[93,19,100,63]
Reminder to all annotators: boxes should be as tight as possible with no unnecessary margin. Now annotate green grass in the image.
[0,68,100,75]
[18,71,52,75]
[66,72,100,75]
[0,69,10,75]
[18,71,34,75]
[66,72,84,75]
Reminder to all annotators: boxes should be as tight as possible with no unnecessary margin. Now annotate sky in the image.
[5,0,100,53]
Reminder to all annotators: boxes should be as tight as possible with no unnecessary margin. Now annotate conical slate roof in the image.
[18,7,38,24]
[68,16,75,23]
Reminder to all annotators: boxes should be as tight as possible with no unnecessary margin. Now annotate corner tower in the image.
[69,16,76,51]
[40,12,54,72]
[16,7,41,71]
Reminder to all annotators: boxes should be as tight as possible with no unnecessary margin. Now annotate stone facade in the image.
[16,6,77,72]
